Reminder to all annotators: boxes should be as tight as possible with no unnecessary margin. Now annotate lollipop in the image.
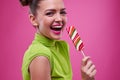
[66,26,85,57]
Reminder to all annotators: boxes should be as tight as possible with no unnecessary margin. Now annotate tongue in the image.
[51,30,61,35]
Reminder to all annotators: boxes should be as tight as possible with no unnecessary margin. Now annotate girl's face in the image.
[34,0,67,40]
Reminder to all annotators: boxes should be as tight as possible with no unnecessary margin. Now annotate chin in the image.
[53,36,61,40]
[51,35,62,40]
[49,32,62,40]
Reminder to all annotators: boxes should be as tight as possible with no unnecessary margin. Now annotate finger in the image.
[87,64,95,75]
[85,60,93,69]
[89,69,97,78]
[82,60,93,73]
[82,56,90,66]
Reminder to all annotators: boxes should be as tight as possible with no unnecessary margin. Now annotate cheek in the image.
[63,17,67,26]
[63,16,67,22]
[65,17,67,22]
[43,17,54,26]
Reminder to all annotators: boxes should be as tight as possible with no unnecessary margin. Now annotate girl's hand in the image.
[81,56,97,80]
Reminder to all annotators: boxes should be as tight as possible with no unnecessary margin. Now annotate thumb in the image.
[81,56,90,66]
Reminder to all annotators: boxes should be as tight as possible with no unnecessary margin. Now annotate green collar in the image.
[34,33,56,47]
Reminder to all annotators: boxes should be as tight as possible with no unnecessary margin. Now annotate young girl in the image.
[20,0,96,80]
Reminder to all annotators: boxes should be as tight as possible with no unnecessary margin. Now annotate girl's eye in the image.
[45,12,54,17]
[60,11,67,15]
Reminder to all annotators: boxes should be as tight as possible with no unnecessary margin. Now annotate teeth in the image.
[53,26,62,28]
[50,26,62,31]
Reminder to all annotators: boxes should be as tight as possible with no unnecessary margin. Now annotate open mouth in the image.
[50,26,62,31]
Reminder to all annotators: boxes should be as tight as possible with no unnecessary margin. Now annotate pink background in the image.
[0,0,120,80]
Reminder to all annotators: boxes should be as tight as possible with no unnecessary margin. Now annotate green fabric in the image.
[22,33,72,80]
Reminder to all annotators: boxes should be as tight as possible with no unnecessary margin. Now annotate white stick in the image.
[81,50,86,58]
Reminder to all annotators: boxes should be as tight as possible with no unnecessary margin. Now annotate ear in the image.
[29,14,39,27]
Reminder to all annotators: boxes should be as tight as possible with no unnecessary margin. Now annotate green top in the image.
[22,33,72,80]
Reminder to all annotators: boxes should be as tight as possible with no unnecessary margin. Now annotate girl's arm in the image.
[81,56,97,80]
[29,56,51,80]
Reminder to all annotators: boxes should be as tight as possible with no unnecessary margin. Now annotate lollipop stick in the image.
[81,50,86,57]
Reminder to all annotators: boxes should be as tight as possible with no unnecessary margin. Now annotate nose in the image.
[55,13,62,22]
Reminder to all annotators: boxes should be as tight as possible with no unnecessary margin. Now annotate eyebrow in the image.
[45,8,66,12]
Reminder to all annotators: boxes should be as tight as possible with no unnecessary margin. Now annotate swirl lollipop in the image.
[66,26,85,57]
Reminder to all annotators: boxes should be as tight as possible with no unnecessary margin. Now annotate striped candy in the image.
[66,26,84,51]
